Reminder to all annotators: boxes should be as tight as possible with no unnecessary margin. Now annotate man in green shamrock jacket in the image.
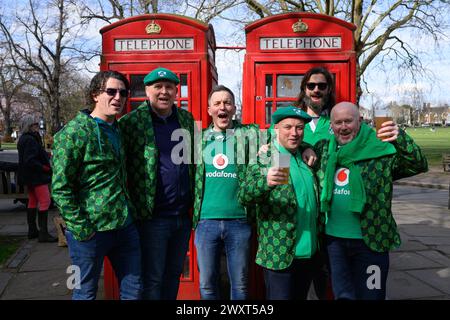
[119,67,195,300]
[238,106,322,300]
[52,71,141,300]
[314,101,428,300]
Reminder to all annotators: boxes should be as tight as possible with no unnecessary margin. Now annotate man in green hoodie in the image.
[52,71,142,300]
[315,101,428,300]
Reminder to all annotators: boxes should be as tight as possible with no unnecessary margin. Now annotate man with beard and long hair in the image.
[295,66,336,147]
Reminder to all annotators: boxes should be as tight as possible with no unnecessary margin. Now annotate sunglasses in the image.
[306,82,328,91]
[102,88,128,97]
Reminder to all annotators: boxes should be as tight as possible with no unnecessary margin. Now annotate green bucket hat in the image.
[272,106,312,124]
[143,67,180,86]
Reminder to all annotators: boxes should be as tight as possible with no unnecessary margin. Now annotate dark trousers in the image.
[263,252,324,300]
[326,235,389,300]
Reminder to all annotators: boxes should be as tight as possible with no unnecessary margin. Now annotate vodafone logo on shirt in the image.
[334,168,349,187]
[213,154,229,170]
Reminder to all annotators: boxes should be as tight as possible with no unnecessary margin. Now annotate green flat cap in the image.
[143,67,180,86]
[272,105,312,124]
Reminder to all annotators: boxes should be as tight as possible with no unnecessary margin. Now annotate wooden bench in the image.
[0,161,28,201]
[443,153,450,172]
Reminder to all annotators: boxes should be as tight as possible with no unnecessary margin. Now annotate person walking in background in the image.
[17,115,56,243]
[193,85,259,300]
[119,67,195,300]
[52,70,142,300]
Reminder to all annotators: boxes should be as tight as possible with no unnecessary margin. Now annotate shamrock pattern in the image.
[119,102,195,220]
[192,122,259,228]
[238,147,320,271]
[313,129,428,253]
[51,111,131,241]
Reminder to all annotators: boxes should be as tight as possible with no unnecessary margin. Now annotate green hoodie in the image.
[52,110,132,241]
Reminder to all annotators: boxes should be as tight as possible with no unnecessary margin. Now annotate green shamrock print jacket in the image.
[238,146,320,271]
[52,111,132,241]
[118,102,196,220]
[313,129,428,253]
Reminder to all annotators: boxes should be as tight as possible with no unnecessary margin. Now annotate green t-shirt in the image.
[325,167,363,239]
[200,131,246,220]
[304,116,333,146]
[274,142,318,259]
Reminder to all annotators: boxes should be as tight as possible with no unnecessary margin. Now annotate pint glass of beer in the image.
[275,152,291,185]
[374,107,392,137]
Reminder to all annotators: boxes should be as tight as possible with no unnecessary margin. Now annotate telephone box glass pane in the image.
[130,75,146,98]
[180,74,188,97]
[265,74,273,97]
[265,101,272,125]
[276,101,294,109]
[276,75,303,98]
[180,100,188,111]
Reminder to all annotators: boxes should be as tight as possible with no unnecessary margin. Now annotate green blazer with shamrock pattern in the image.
[238,147,320,271]
[192,121,259,229]
[313,129,428,253]
[118,102,195,221]
[52,111,132,241]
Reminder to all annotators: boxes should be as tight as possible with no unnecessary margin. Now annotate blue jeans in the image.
[263,253,323,300]
[65,223,142,300]
[326,235,389,300]
[137,214,192,300]
[194,219,252,300]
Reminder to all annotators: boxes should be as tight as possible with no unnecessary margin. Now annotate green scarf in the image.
[320,123,397,214]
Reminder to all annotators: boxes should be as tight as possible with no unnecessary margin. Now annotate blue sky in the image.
[2,0,449,109]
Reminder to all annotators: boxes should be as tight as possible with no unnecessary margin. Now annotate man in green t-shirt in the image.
[315,102,427,300]
[239,106,323,300]
[192,85,259,300]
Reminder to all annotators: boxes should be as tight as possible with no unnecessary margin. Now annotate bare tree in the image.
[239,1,450,103]
[0,0,93,134]
[76,0,243,24]
[0,48,25,140]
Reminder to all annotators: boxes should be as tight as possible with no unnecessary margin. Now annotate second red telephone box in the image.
[242,12,357,128]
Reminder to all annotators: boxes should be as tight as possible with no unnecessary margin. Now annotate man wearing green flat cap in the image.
[119,67,195,300]
[239,105,324,300]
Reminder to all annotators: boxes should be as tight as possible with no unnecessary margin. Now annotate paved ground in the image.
[0,169,449,300]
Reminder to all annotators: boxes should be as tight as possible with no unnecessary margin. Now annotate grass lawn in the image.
[1,142,17,150]
[0,236,25,267]
[405,127,450,168]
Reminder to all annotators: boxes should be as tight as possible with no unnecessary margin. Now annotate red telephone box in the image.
[99,13,217,300]
[242,13,356,299]
[242,12,357,128]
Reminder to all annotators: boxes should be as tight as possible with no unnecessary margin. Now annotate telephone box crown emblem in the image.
[292,19,308,33]
[146,20,161,34]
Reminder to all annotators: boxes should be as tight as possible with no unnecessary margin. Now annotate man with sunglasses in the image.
[296,66,336,147]
[119,67,195,300]
[52,70,142,300]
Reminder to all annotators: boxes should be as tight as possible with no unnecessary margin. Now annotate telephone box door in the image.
[255,62,351,128]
